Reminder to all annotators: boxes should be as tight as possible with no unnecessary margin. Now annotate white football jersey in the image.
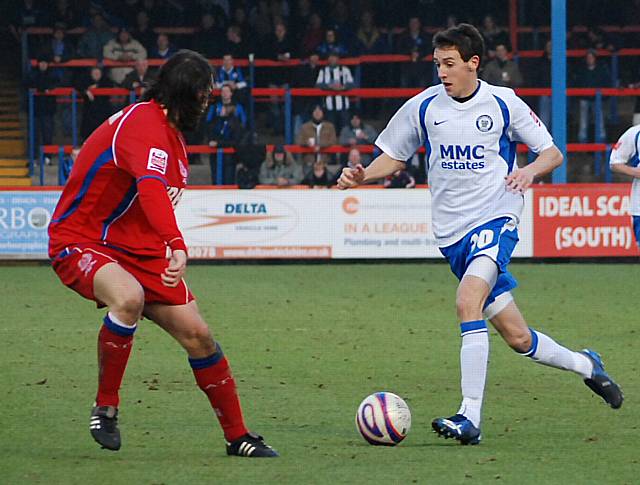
[376,80,554,247]
[609,124,640,215]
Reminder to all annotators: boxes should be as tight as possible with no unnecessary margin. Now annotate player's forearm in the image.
[363,153,406,183]
[610,164,640,178]
[137,178,187,252]
[526,145,563,178]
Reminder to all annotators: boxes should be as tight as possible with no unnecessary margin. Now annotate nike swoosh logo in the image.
[434,120,448,125]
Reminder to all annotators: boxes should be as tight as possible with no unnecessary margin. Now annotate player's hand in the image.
[162,249,187,287]
[505,166,536,194]
[337,164,365,190]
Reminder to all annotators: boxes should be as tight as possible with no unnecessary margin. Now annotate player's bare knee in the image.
[506,329,532,353]
[112,288,144,322]
[456,292,484,321]
[181,324,215,354]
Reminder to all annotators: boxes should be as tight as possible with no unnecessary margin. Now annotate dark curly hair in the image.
[143,50,213,132]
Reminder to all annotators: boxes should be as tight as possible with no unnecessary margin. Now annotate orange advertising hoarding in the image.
[533,184,639,257]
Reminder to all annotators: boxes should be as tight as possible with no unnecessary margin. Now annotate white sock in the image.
[522,329,593,379]
[457,320,489,428]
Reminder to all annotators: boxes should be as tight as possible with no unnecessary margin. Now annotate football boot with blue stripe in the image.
[432,414,481,445]
[581,349,624,409]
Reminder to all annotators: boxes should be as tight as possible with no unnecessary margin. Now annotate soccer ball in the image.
[355,392,411,446]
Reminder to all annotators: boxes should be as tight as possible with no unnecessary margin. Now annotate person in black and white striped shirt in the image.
[315,50,354,132]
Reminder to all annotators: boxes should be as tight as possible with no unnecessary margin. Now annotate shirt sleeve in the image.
[113,110,171,183]
[136,177,187,252]
[507,93,554,154]
[609,127,638,165]
[375,94,425,161]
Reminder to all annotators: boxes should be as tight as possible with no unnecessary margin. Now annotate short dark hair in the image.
[143,50,213,132]
[432,23,485,65]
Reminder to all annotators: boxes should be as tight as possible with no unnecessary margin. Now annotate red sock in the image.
[191,354,249,442]
[96,316,135,407]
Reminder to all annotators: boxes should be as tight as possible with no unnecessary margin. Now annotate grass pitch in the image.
[1,262,638,484]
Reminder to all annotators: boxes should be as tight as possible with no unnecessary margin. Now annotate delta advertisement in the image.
[0,185,635,259]
[175,188,533,259]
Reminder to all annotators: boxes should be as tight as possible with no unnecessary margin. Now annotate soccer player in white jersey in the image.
[609,123,640,248]
[338,24,623,445]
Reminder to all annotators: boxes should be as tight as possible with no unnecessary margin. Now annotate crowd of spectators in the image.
[12,0,640,186]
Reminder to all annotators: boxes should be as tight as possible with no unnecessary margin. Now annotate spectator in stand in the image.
[531,40,552,128]
[225,25,249,59]
[264,21,294,133]
[103,27,147,85]
[131,10,156,53]
[78,66,114,142]
[258,150,279,185]
[215,54,247,101]
[52,0,78,29]
[150,33,177,61]
[316,28,349,58]
[395,16,429,57]
[568,24,616,51]
[401,46,430,88]
[25,56,58,157]
[122,59,155,97]
[45,25,75,83]
[269,21,294,64]
[316,50,354,132]
[291,0,315,47]
[354,10,387,56]
[303,159,334,188]
[249,0,273,46]
[339,112,378,165]
[296,104,337,166]
[207,103,246,184]
[570,49,611,143]
[327,0,353,49]
[9,0,46,42]
[276,145,303,186]
[205,84,247,129]
[192,13,225,58]
[259,145,303,186]
[235,161,259,189]
[77,12,114,61]
[292,53,321,137]
[479,14,509,60]
[231,6,250,39]
[481,43,523,88]
[384,169,416,189]
[300,13,324,57]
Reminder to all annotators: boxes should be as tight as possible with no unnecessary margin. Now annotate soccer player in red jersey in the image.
[48,50,277,457]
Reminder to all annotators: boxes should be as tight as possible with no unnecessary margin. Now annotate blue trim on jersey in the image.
[188,343,224,370]
[103,314,137,337]
[633,216,640,248]
[100,182,138,240]
[630,131,640,167]
[137,174,168,185]
[460,320,487,337]
[419,94,438,169]
[520,328,539,357]
[493,95,517,172]
[51,148,113,223]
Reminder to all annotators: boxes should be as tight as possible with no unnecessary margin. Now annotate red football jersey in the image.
[49,100,189,258]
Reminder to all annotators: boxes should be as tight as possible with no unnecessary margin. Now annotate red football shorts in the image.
[51,243,195,306]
